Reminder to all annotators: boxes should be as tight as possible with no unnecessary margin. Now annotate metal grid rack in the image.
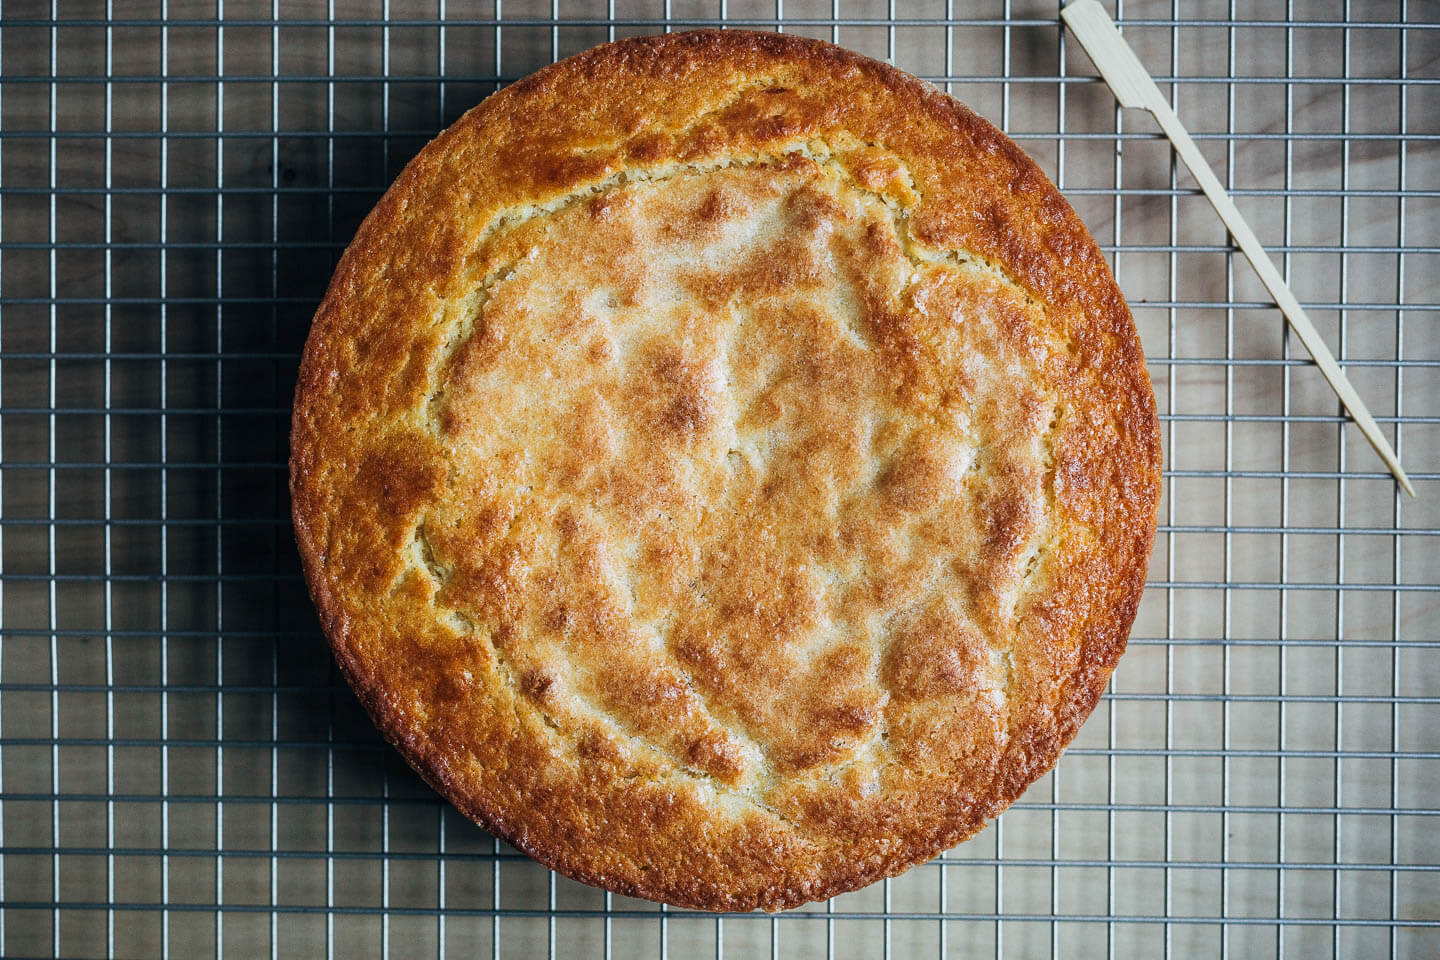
[0,0,1436,957]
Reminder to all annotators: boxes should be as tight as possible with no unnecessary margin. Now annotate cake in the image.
[290,29,1161,912]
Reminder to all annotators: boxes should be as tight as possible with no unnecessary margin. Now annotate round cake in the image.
[291,30,1161,912]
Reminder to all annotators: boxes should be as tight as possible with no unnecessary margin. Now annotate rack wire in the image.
[1,0,1436,957]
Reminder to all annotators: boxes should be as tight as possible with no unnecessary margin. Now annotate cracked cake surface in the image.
[290,29,1161,912]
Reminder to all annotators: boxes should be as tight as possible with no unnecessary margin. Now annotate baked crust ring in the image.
[291,29,1160,912]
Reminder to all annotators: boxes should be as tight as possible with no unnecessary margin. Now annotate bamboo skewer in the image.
[1061,0,1415,497]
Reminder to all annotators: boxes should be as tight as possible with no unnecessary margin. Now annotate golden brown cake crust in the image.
[291,29,1160,912]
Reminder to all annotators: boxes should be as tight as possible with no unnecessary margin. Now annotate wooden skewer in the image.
[1061,0,1416,497]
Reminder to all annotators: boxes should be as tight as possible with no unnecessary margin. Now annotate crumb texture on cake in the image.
[291,29,1160,912]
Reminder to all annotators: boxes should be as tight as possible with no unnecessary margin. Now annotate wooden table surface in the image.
[0,2,1436,957]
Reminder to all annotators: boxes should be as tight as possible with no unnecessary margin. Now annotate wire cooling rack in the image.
[1,1,1436,957]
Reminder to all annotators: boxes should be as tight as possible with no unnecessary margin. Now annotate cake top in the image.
[291,29,1160,912]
